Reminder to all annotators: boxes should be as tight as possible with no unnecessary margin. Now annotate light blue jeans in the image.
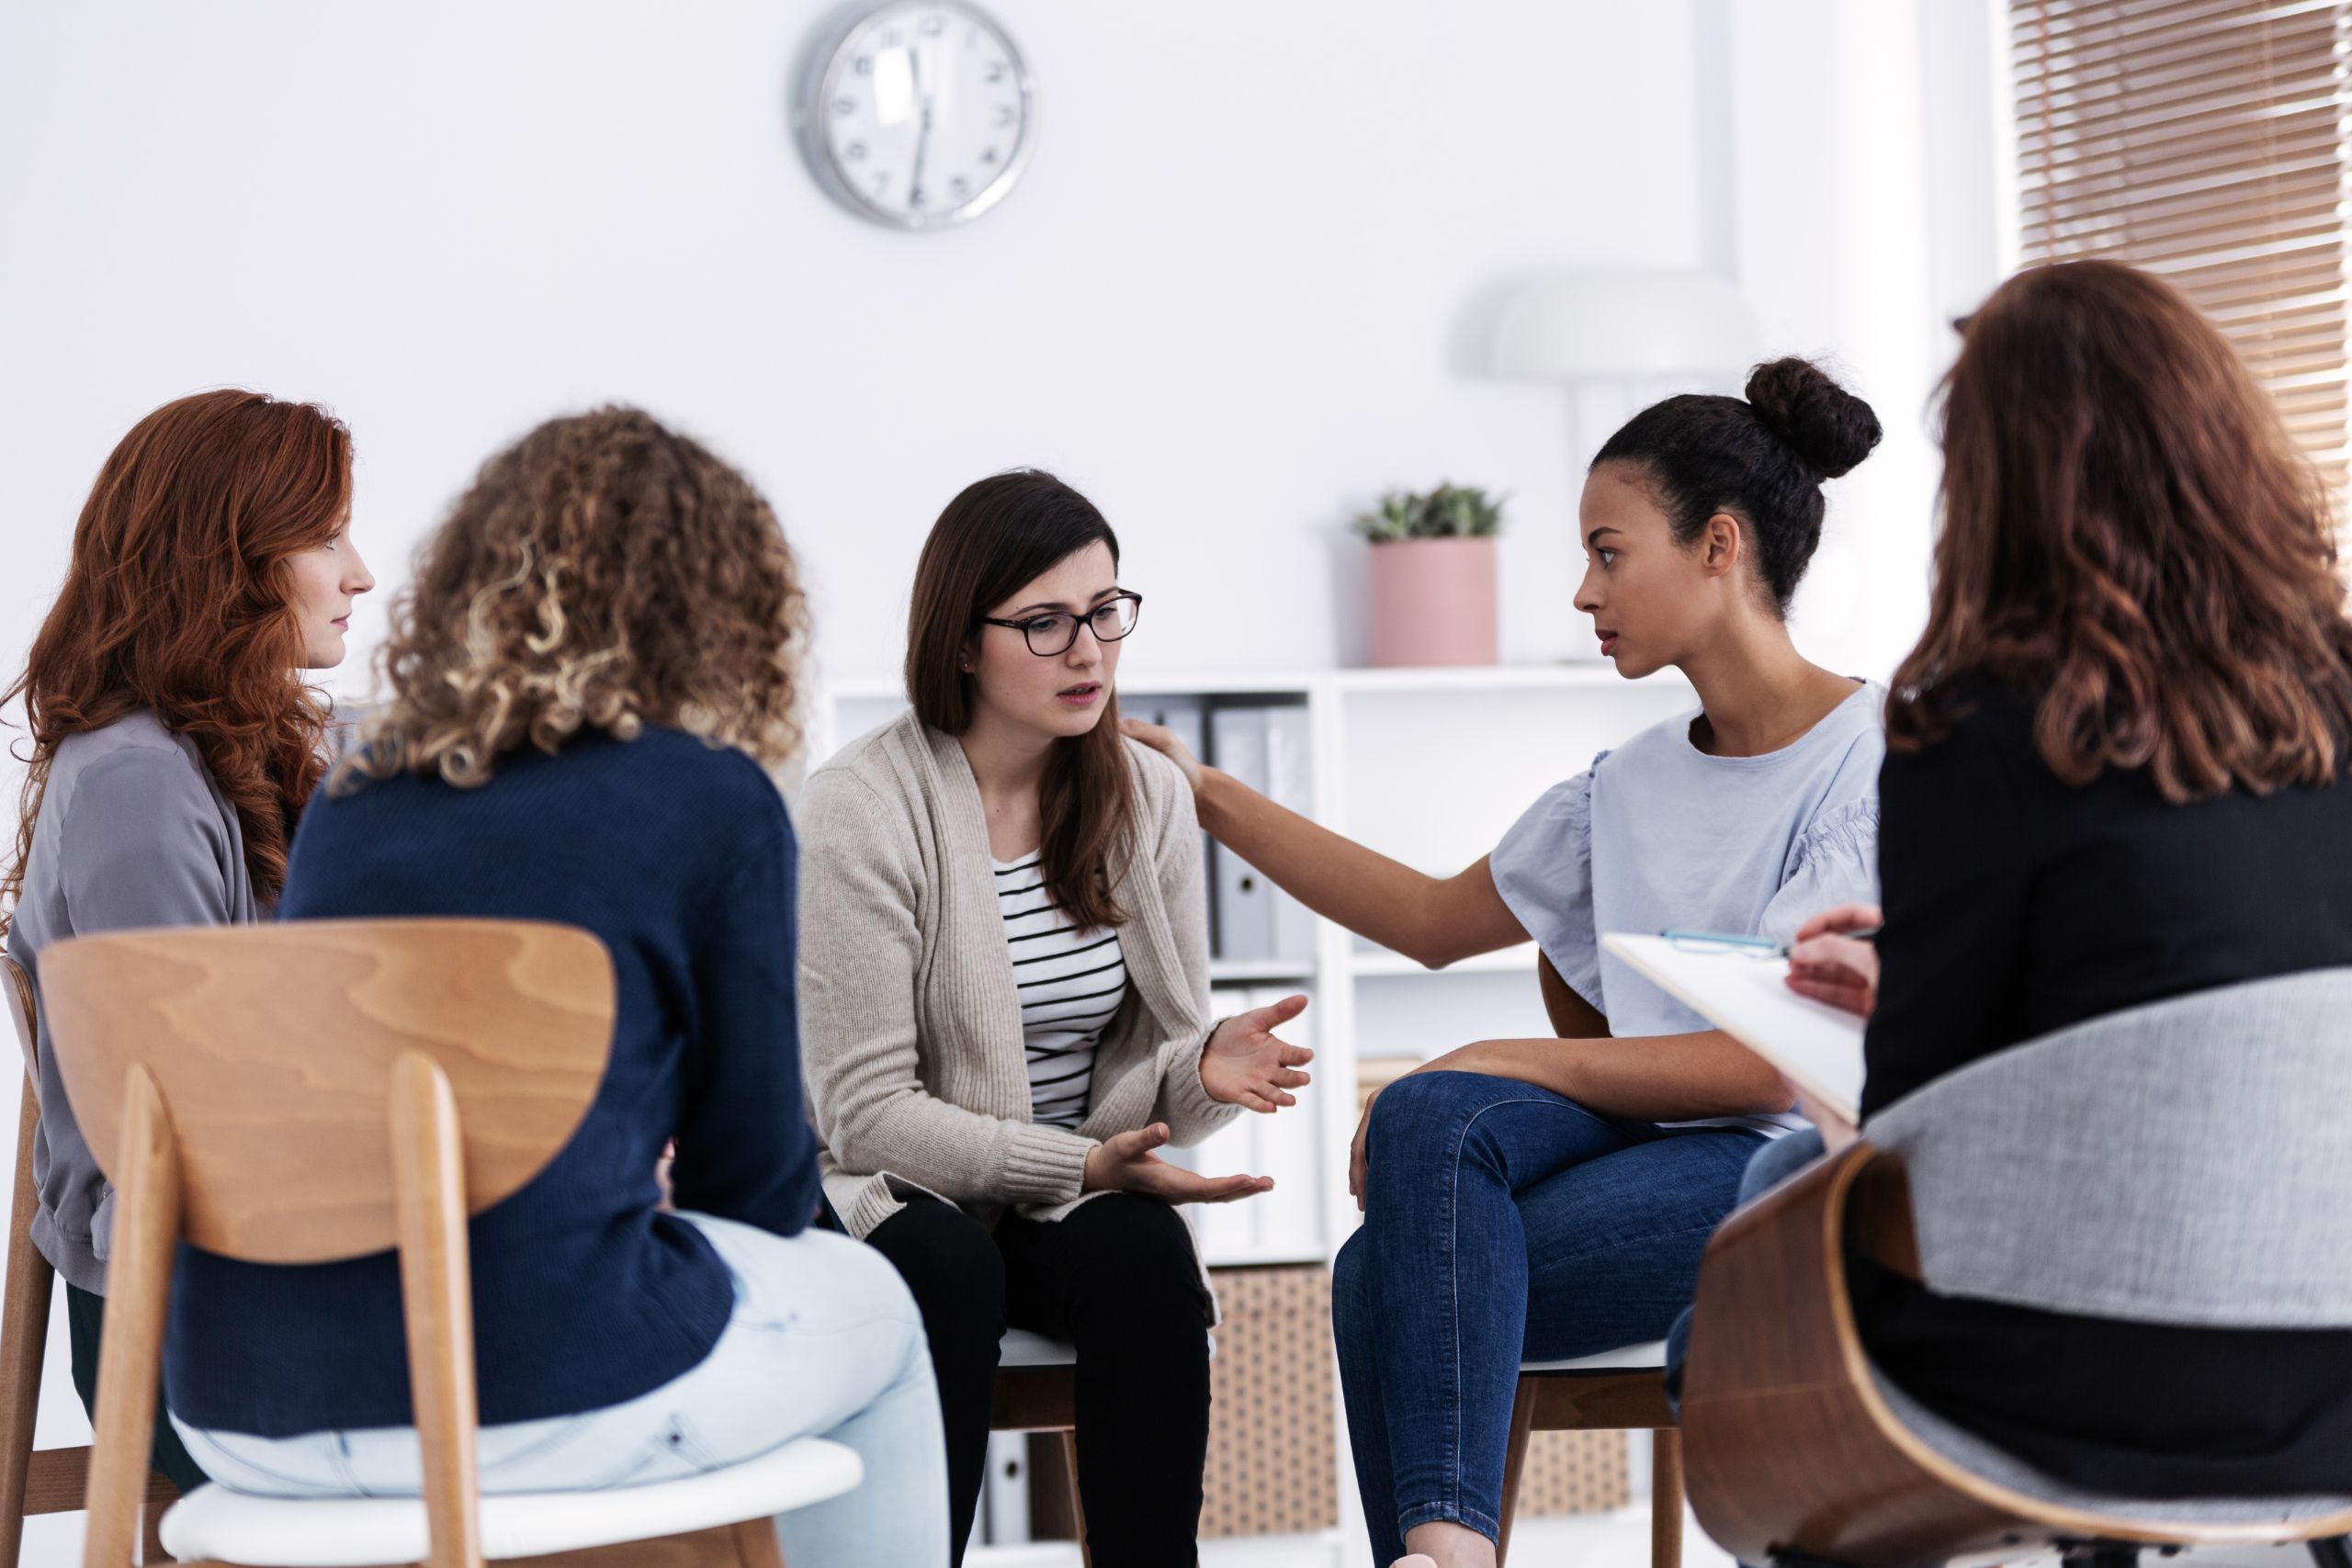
[174,1214,950,1568]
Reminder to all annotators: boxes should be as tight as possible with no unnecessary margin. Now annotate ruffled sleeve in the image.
[1488,757,1607,1010]
[1758,794,1881,946]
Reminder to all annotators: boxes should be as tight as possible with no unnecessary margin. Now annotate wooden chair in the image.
[37,919,865,1568]
[0,953,175,1568]
[989,1329,1088,1566]
[1682,970,2352,1568]
[1492,956,1683,1567]
[1498,1343,1679,1568]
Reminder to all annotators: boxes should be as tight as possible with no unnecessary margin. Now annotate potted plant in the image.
[1352,482,1506,666]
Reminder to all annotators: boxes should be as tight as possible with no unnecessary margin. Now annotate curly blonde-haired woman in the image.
[161,408,949,1568]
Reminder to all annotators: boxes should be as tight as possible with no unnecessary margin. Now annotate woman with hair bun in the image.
[1126,358,1888,1568]
[3,388,375,1495]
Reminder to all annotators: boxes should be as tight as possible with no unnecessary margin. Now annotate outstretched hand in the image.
[1082,1122,1272,1205]
[1200,993,1314,1112]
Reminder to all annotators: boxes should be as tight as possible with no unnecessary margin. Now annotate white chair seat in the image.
[997,1327,1078,1368]
[1519,1338,1668,1375]
[159,1435,863,1567]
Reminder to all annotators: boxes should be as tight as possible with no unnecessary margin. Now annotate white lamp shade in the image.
[1488,270,1762,381]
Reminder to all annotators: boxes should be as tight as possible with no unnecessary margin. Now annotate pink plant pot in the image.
[1365,536,1499,667]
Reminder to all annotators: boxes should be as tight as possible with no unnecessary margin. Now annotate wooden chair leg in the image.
[1650,1427,1684,1568]
[1057,1430,1091,1568]
[1495,1376,1537,1568]
[0,1078,54,1568]
[139,1496,171,1565]
[729,1516,784,1568]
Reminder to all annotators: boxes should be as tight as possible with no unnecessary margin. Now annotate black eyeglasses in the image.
[979,591,1144,657]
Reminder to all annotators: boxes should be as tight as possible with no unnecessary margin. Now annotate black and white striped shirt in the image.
[995,852,1126,1131]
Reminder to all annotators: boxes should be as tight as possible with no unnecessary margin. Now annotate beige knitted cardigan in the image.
[796,708,1239,1249]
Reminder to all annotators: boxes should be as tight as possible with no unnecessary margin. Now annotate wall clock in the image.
[797,1,1035,231]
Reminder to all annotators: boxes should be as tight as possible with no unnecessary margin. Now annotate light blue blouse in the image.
[1490,681,1886,1134]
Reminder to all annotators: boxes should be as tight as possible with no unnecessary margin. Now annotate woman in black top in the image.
[1784,258,2352,1495]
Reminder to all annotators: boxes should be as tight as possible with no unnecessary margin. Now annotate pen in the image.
[1662,925,1883,958]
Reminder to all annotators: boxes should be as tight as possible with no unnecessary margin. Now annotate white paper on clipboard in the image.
[1601,932,1865,1121]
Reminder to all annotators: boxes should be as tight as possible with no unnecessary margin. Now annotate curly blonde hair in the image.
[345,407,806,791]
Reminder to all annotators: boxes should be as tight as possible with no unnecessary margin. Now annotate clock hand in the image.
[908,45,933,209]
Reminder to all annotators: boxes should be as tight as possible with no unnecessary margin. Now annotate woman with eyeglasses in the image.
[1126,360,1887,1568]
[797,468,1316,1567]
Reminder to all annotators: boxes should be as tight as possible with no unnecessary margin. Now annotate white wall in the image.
[0,0,2012,717]
[0,3,2001,1553]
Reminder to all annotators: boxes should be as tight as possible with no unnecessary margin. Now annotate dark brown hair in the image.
[344,407,806,790]
[907,470,1136,931]
[1891,259,2352,800]
[4,389,348,929]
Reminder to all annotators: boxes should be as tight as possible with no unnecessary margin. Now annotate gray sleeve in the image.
[60,747,236,934]
[1489,760,1606,1009]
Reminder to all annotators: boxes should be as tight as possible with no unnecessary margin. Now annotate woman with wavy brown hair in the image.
[1776,257,2352,1493]
[160,408,948,1567]
[3,388,373,1493]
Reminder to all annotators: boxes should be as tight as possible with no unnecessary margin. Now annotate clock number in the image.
[844,141,868,163]
[871,172,891,196]
[832,96,857,117]
[909,184,927,210]
[980,145,1000,164]
[993,104,1016,128]
[984,61,1007,85]
[949,175,970,198]
[919,14,945,35]
[854,54,873,75]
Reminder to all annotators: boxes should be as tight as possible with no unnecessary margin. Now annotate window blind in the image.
[2012,0,2352,490]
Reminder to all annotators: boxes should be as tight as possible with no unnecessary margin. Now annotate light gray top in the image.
[795,709,1238,1258]
[1491,681,1885,1134]
[3,710,257,1292]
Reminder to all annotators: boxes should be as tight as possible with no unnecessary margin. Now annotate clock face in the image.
[804,1,1034,230]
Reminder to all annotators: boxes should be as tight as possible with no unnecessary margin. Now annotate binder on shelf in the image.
[1207,706,1275,961]
[1127,694,1214,892]
[1125,694,1204,762]
[1263,704,1317,962]
[978,1430,1031,1545]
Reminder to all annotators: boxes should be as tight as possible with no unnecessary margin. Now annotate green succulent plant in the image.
[1352,482,1506,543]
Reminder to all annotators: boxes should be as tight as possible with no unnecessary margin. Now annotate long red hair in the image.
[1892,261,2352,799]
[2,389,350,928]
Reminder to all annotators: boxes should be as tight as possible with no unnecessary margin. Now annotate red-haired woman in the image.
[1,389,374,1488]
[1774,259,2352,1493]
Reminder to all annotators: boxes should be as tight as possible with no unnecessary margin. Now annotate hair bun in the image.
[1744,357,1883,480]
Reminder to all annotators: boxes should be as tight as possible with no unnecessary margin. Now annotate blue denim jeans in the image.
[1663,1124,1828,1405]
[1331,1071,1766,1562]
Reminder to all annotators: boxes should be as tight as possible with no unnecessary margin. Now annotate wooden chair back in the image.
[1681,1140,2352,1567]
[35,919,616,1568]
[1,958,34,1087]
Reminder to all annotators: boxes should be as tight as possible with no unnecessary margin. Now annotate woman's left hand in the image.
[1200,993,1314,1112]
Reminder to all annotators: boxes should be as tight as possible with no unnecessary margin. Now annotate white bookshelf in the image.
[805,661,1696,1566]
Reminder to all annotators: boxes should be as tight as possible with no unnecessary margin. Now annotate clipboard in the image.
[1601,932,1865,1121]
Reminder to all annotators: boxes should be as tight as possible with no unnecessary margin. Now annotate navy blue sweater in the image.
[164,727,820,1437]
